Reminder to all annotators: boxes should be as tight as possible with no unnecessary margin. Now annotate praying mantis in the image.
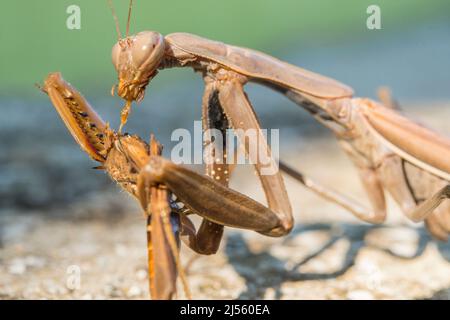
[110,1,450,240]
[40,1,450,299]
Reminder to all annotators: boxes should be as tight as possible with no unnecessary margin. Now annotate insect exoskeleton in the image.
[112,31,165,102]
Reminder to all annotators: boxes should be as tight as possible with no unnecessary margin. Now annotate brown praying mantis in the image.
[109,1,450,241]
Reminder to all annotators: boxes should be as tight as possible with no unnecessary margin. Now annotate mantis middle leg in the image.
[281,160,387,224]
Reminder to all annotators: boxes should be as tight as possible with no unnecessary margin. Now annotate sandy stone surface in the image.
[1,103,450,300]
[1,191,450,300]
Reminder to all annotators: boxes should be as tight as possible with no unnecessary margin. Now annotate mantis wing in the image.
[362,100,450,181]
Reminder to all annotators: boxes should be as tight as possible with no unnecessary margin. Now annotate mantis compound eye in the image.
[131,31,165,71]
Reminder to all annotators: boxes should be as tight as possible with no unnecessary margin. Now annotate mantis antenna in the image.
[107,0,123,41]
[126,0,134,38]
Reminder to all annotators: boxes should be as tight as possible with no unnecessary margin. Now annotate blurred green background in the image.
[1,0,450,97]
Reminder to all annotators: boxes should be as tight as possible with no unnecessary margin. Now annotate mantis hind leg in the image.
[408,185,450,224]
[378,155,450,240]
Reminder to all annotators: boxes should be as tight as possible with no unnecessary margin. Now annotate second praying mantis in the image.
[110,1,450,240]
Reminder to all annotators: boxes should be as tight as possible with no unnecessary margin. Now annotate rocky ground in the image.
[0,102,450,300]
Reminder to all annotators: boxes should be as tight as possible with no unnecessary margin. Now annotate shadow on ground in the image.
[225,223,450,299]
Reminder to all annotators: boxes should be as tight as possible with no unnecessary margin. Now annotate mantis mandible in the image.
[109,1,450,240]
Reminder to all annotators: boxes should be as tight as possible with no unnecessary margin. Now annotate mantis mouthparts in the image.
[119,100,133,133]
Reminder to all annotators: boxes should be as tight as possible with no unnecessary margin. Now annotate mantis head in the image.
[107,0,165,130]
[112,31,165,103]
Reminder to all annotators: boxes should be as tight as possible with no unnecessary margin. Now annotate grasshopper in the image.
[109,1,450,240]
